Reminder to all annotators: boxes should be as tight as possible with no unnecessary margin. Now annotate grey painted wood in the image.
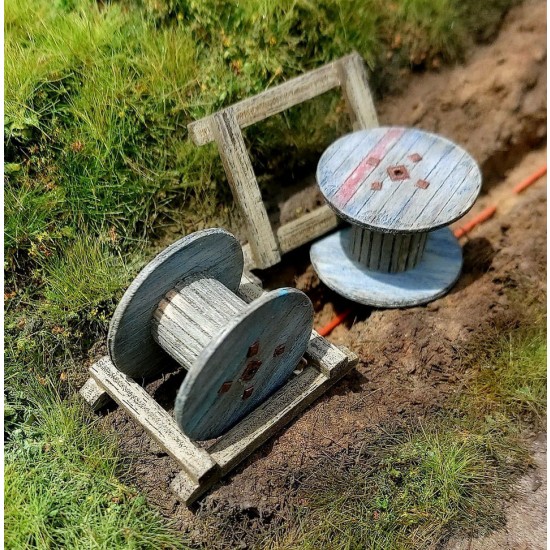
[108,229,243,378]
[211,109,281,269]
[152,276,246,370]
[174,288,314,440]
[88,273,358,507]
[276,205,340,255]
[90,356,218,484]
[317,127,482,233]
[237,272,353,378]
[338,52,379,131]
[349,225,427,273]
[80,377,112,411]
[188,57,345,146]
[242,205,340,271]
[310,226,463,308]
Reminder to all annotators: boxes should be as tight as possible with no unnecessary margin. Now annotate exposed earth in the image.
[89,0,546,547]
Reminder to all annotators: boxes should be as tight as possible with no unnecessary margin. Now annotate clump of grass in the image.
[5,381,188,549]
[41,234,133,323]
[466,319,546,427]
[264,418,522,550]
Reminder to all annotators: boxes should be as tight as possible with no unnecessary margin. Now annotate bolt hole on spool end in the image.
[107,228,314,440]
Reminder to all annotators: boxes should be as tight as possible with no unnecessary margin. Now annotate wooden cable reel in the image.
[108,228,313,440]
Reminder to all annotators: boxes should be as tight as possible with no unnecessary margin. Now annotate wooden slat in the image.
[210,109,281,269]
[189,59,345,146]
[237,273,352,377]
[242,205,340,271]
[306,333,352,379]
[276,204,340,254]
[89,356,218,484]
[80,377,112,411]
[338,52,379,130]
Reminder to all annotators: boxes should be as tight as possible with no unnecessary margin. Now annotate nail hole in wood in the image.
[273,344,285,357]
[371,181,382,191]
[387,165,410,181]
[247,341,259,357]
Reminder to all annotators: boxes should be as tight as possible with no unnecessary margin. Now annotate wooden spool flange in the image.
[311,127,482,307]
[108,228,313,439]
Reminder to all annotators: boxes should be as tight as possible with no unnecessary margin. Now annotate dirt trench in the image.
[94,0,546,546]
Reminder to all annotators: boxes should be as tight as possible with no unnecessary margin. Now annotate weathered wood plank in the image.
[237,273,351,377]
[210,109,281,269]
[188,59,344,146]
[338,52,379,131]
[210,351,356,474]
[174,287,313,440]
[80,377,112,411]
[90,356,218,484]
[276,205,340,254]
[108,228,243,378]
[170,471,203,507]
[349,226,427,273]
[242,206,340,271]
[317,128,482,233]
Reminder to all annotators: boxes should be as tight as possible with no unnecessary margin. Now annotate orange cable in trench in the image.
[317,308,352,337]
[513,164,547,194]
[316,164,546,337]
[453,164,546,239]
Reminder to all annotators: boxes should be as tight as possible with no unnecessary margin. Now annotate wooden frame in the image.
[80,274,357,505]
[188,51,379,270]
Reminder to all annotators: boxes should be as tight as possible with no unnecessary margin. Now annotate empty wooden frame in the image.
[188,51,379,270]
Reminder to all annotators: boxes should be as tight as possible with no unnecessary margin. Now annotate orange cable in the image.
[454,164,546,239]
[317,308,352,337]
[513,164,546,194]
[453,205,497,239]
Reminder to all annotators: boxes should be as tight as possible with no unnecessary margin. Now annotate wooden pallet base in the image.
[80,275,357,505]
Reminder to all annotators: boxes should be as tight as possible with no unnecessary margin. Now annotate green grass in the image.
[4,382,189,549]
[5,0,517,272]
[266,420,524,550]
[466,313,547,427]
[40,234,134,323]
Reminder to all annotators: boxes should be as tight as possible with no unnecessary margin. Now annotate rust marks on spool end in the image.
[408,153,422,162]
[218,381,233,394]
[366,156,381,167]
[247,340,259,357]
[416,179,430,189]
[242,386,254,400]
[273,344,285,357]
[241,360,262,381]
[387,165,410,181]
[371,181,383,191]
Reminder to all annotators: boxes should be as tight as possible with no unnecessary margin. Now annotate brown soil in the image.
[94,0,546,547]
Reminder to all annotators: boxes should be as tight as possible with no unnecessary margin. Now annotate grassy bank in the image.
[5,0,519,547]
[5,383,189,549]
